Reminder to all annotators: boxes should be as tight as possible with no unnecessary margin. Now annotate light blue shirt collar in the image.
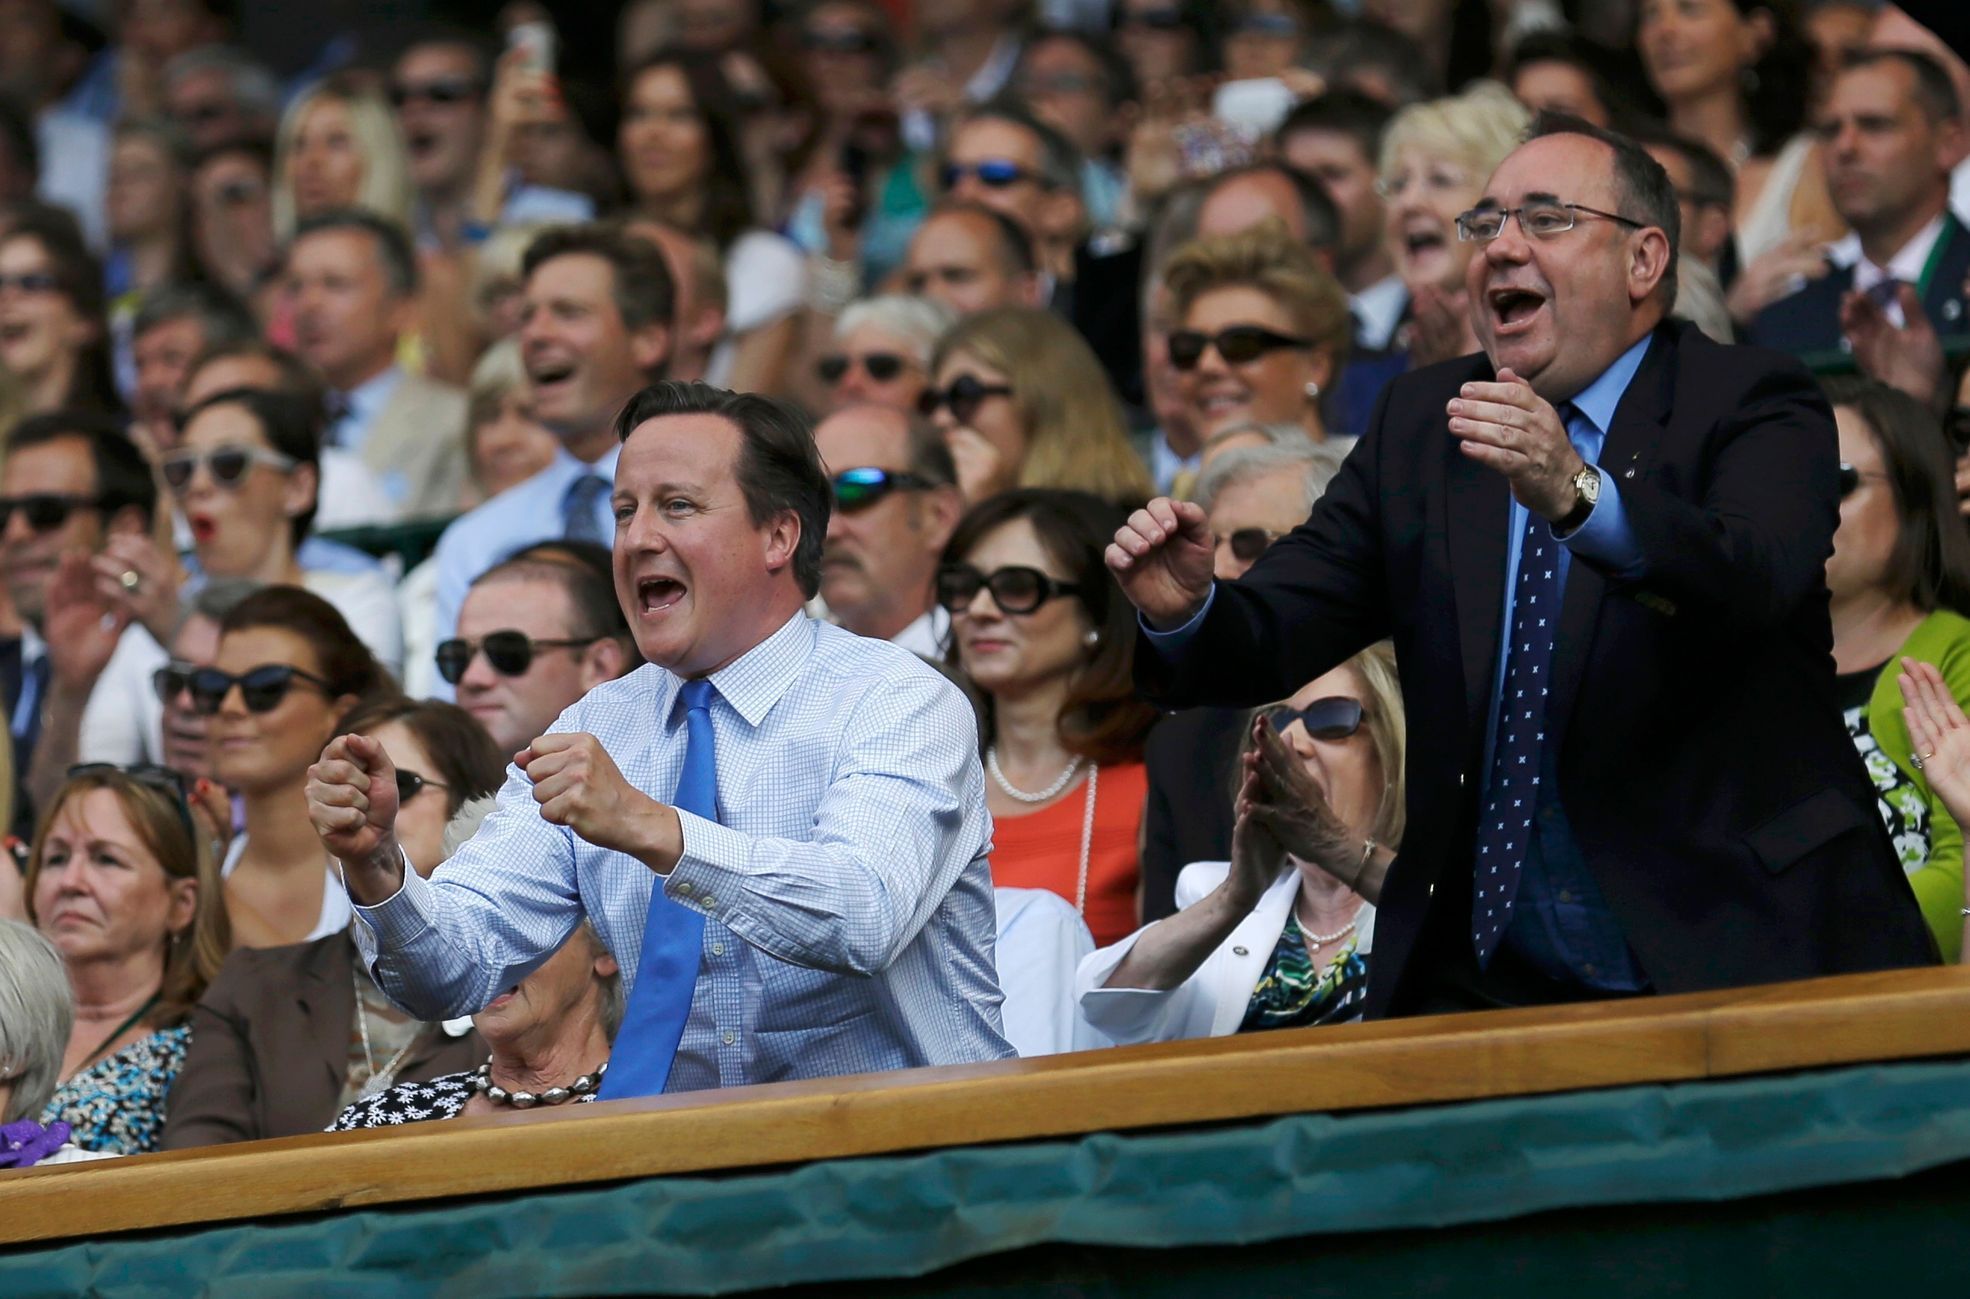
[1564,333,1652,435]
[548,441,623,484]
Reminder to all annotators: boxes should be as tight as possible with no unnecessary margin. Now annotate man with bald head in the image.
[1110,113,1937,1016]
[814,405,963,658]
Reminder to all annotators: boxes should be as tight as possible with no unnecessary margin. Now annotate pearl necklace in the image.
[987,745,1084,803]
[470,1059,608,1108]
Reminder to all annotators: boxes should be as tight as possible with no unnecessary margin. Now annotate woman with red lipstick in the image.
[941,490,1158,948]
[25,766,229,1153]
[164,387,404,677]
[1375,82,1529,370]
[163,699,500,1148]
[196,586,394,950]
[1160,223,1352,448]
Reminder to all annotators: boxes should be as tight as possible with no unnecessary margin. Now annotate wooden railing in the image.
[6,964,1970,1248]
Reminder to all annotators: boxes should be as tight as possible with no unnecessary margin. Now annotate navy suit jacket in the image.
[1136,321,1939,1018]
[1746,211,1970,354]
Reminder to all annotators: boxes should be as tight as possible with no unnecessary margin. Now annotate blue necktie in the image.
[1471,407,1575,964]
[563,474,610,545]
[600,679,716,1098]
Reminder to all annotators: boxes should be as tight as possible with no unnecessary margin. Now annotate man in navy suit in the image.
[1747,49,1968,407]
[1109,113,1937,1017]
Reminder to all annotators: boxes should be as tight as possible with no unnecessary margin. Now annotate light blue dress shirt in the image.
[353,612,1014,1091]
[429,444,622,697]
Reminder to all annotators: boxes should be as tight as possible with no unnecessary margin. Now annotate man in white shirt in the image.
[286,209,468,518]
[428,225,674,664]
[812,405,962,660]
[309,381,1011,1097]
[1746,48,1969,407]
[0,413,168,829]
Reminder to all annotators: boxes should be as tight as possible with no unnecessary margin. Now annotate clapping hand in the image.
[1224,766,1286,910]
[42,552,129,694]
[1840,283,1947,412]
[1899,658,1970,827]
[1105,497,1215,630]
[1447,369,1584,523]
[1242,715,1362,889]
[89,533,181,644]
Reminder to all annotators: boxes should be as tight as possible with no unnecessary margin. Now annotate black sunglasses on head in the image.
[435,631,598,685]
[937,563,1082,616]
[817,351,908,385]
[1216,527,1287,563]
[0,492,104,534]
[832,467,938,513]
[1268,696,1366,739]
[187,663,334,716]
[918,374,1013,424]
[67,762,198,846]
[1167,325,1314,371]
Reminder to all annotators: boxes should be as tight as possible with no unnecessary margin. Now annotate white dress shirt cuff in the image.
[665,811,748,923]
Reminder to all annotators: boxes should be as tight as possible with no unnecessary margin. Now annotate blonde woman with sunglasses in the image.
[1078,644,1403,1043]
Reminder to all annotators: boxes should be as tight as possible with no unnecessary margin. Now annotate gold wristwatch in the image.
[1555,464,1600,533]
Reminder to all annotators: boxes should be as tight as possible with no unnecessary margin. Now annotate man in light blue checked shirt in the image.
[308,381,1013,1095]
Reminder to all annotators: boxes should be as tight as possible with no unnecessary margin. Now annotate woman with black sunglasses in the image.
[163,699,503,1150]
[1078,644,1404,1042]
[941,491,1158,947]
[1161,222,1352,447]
[0,210,124,430]
[201,587,394,950]
[1822,377,1970,960]
[166,387,405,677]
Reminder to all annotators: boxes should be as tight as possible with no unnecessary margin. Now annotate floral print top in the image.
[1839,667,1930,875]
[1238,913,1370,1032]
[38,1026,190,1155]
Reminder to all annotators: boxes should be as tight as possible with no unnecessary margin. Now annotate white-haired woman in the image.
[0,921,114,1167]
[817,294,954,416]
[1079,644,1404,1041]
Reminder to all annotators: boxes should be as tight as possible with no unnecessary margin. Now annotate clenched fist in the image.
[519,733,681,870]
[1105,497,1215,630]
[308,733,404,901]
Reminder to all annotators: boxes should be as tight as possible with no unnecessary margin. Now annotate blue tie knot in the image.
[679,678,716,713]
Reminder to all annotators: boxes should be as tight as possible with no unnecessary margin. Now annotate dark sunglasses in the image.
[817,351,908,385]
[66,762,197,847]
[918,374,1013,424]
[159,445,299,493]
[0,271,60,295]
[1268,696,1366,739]
[187,663,334,716]
[151,660,201,707]
[802,27,881,53]
[395,767,449,803]
[434,631,597,685]
[389,79,481,108]
[1216,527,1287,563]
[1838,462,1889,499]
[1167,325,1314,371]
[832,467,938,513]
[1122,6,1187,28]
[937,563,1082,616]
[175,101,232,126]
[0,493,103,534]
[940,159,1049,192]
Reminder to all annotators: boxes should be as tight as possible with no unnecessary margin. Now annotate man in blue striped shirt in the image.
[309,382,1012,1094]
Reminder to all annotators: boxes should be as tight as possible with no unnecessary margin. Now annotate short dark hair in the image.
[290,207,420,298]
[338,697,507,819]
[1525,111,1681,307]
[1204,163,1341,255]
[925,200,1039,274]
[1841,47,1963,126]
[481,538,638,655]
[1301,18,1441,107]
[941,488,1158,765]
[1505,31,1647,129]
[522,224,677,339]
[391,24,497,88]
[6,412,156,528]
[177,387,322,545]
[1822,375,1970,619]
[1,211,120,416]
[612,381,830,599]
[958,100,1084,193]
[1276,89,1394,167]
[132,281,256,347]
[1634,128,1734,210]
[219,584,394,709]
[1020,27,1138,111]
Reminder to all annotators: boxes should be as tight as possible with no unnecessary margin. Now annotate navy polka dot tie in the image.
[1471,412,1573,964]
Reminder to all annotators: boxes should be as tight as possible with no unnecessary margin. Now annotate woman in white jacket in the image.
[1077,644,1404,1043]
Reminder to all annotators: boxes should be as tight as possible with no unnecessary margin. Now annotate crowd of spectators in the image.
[0,0,1968,1164]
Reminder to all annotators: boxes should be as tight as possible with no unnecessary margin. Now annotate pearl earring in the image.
[1304,380,1322,400]
[1084,629,1102,647]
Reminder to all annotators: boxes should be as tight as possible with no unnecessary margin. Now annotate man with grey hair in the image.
[1140,440,1344,919]
[129,281,257,453]
[0,920,106,1165]
[820,295,954,416]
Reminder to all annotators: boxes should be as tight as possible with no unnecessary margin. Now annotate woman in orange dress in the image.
[941,489,1158,946]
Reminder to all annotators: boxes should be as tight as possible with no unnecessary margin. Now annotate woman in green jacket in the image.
[1824,375,1970,959]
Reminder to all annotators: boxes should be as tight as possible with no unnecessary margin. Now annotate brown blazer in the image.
[162,932,485,1149]
[360,371,469,521]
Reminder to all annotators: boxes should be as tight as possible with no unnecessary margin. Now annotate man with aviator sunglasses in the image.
[814,407,963,658]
